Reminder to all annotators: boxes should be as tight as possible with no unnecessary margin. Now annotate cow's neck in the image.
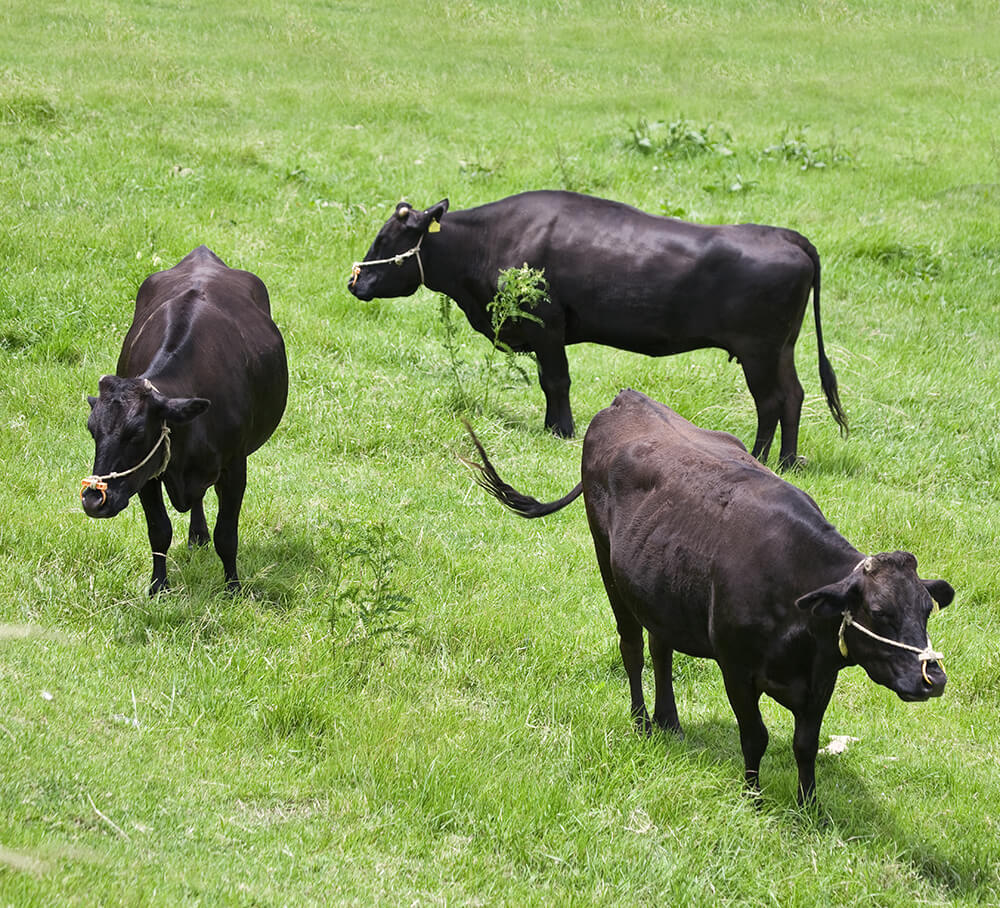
[421,220,497,337]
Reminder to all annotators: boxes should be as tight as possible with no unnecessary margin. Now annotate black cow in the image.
[81,246,288,595]
[464,389,952,803]
[350,190,848,468]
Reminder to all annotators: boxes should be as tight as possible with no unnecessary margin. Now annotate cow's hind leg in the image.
[213,456,247,593]
[138,480,172,596]
[721,669,769,796]
[741,354,782,466]
[188,496,210,547]
[776,345,805,470]
[535,344,574,438]
[592,537,650,730]
[648,632,682,735]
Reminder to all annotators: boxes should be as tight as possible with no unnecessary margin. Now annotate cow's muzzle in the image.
[80,475,108,507]
[80,481,125,518]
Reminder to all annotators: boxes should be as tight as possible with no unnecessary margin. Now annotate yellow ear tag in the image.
[428,220,441,233]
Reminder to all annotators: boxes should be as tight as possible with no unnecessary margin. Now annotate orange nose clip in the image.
[80,476,108,507]
[350,264,361,288]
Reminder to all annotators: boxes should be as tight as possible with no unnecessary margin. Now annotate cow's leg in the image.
[741,354,782,466]
[213,456,247,593]
[648,632,682,735]
[721,670,769,795]
[791,713,823,806]
[792,684,835,805]
[535,344,574,438]
[188,496,210,547]
[776,345,805,470]
[592,538,649,730]
[138,480,172,596]
[618,617,649,733]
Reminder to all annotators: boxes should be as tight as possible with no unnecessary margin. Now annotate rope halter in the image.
[838,608,944,685]
[80,424,171,507]
[350,234,425,289]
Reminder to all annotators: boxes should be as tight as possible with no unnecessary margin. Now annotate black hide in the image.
[83,246,288,594]
[352,191,848,468]
[465,389,952,803]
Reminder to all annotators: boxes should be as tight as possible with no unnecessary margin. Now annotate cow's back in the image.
[581,390,850,653]
[117,246,287,455]
[450,191,814,355]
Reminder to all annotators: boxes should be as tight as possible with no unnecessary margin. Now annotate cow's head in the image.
[796,551,954,701]
[348,199,449,301]
[82,375,209,518]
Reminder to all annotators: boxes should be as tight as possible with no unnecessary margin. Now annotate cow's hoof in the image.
[632,711,653,736]
[778,454,807,472]
[655,719,684,738]
[148,578,170,597]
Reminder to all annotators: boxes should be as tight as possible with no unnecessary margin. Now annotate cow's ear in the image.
[156,396,210,426]
[397,199,448,232]
[796,573,863,618]
[923,579,954,610]
[425,199,449,224]
[87,395,98,410]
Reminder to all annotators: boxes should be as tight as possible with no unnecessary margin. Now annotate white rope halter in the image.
[837,561,944,685]
[350,235,425,288]
[836,555,944,684]
[80,424,171,506]
[838,609,942,662]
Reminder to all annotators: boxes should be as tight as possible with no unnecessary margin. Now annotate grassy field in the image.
[3,0,1000,903]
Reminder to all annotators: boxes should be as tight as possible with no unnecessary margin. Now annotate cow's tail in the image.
[460,422,583,518]
[801,236,849,436]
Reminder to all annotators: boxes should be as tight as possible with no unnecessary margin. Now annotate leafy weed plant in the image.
[761,127,854,170]
[626,116,734,159]
[328,520,412,644]
[437,264,547,419]
[482,264,546,414]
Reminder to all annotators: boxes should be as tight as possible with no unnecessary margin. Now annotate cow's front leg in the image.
[138,480,172,596]
[722,670,769,797]
[792,714,822,806]
[792,684,835,806]
[535,344,573,437]
[188,496,210,547]
[213,457,247,593]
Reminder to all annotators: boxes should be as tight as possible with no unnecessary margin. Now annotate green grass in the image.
[3,0,1000,903]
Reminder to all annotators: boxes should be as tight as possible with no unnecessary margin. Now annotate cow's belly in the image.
[565,303,703,356]
[610,558,716,658]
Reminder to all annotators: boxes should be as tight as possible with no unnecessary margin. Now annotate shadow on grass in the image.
[238,531,327,612]
[800,756,995,899]
[106,529,328,645]
[644,717,993,898]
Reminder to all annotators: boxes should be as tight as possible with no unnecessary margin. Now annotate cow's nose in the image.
[81,486,108,517]
[922,661,947,697]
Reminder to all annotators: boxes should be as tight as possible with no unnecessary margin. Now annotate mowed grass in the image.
[2,0,1000,903]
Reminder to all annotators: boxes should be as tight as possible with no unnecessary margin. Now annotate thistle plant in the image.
[483,264,547,414]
